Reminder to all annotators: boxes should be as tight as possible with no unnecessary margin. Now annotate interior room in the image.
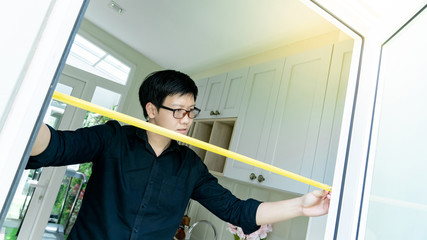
[1,1,353,239]
[1,0,426,239]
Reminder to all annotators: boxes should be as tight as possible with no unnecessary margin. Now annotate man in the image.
[28,70,331,239]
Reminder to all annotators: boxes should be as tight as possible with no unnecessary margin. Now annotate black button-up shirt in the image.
[27,121,261,239]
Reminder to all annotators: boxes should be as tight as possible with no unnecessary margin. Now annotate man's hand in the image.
[300,190,331,217]
[256,189,331,225]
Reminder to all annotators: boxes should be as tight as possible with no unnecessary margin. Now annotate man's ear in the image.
[146,102,158,119]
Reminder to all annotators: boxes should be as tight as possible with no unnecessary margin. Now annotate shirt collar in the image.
[135,128,180,153]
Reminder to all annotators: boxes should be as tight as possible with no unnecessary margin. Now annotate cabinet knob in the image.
[249,173,257,180]
[257,175,265,182]
[210,111,215,116]
[214,110,220,115]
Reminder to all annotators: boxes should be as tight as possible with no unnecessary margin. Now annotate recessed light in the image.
[109,1,125,15]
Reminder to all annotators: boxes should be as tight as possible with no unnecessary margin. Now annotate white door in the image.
[358,7,427,239]
[329,4,427,240]
[5,65,127,239]
[0,0,87,238]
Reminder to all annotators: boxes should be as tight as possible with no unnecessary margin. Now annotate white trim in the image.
[335,37,383,239]
[334,3,427,239]
[324,38,363,239]
[298,1,365,239]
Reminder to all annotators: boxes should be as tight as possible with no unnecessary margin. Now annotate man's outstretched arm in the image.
[256,189,331,225]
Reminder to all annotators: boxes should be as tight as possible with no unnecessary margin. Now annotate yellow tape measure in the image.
[52,91,332,192]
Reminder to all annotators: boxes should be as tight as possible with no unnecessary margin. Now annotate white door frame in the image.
[0,0,88,227]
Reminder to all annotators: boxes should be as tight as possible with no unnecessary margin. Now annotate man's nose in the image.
[180,113,191,123]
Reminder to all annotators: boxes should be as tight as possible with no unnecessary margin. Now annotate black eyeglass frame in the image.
[159,105,201,119]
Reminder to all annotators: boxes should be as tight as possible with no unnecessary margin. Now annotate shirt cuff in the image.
[240,198,262,234]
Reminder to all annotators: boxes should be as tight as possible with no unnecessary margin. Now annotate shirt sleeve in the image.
[191,162,262,234]
[26,121,119,169]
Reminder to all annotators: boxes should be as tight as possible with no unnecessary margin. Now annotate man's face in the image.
[148,93,195,135]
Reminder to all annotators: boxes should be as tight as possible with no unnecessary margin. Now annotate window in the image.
[66,34,131,85]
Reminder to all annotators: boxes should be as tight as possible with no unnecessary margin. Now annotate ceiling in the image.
[83,0,339,74]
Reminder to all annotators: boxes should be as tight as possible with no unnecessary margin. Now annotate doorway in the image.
[1,67,125,239]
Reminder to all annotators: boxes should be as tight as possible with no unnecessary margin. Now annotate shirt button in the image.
[134,228,138,233]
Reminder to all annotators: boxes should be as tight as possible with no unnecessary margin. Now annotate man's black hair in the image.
[139,70,198,119]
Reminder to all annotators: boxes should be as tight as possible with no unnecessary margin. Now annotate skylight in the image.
[66,34,131,85]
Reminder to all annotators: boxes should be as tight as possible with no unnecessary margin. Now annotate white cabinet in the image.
[309,40,353,191]
[195,77,208,109]
[263,45,334,194]
[197,68,248,119]
[224,41,353,194]
[197,74,226,118]
[224,59,286,184]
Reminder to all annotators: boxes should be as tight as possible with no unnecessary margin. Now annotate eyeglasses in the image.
[159,105,201,119]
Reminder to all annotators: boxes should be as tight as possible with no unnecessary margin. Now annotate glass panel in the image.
[43,84,72,129]
[73,34,106,58]
[363,8,427,240]
[0,169,42,239]
[95,55,130,85]
[90,87,121,110]
[49,168,88,238]
[83,87,121,127]
[65,34,131,85]
[69,44,101,65]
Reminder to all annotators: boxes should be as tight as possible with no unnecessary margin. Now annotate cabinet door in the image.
[310,40,353,191]
[217,68,249,118]
[263,45,333,194]
[197,74,226,118]
[195,78,208,110]
[224,59,285,184]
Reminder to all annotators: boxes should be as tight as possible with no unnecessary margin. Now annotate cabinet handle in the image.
[249,173,257,180]
[257,175,265,183]
[209,110,221,116]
